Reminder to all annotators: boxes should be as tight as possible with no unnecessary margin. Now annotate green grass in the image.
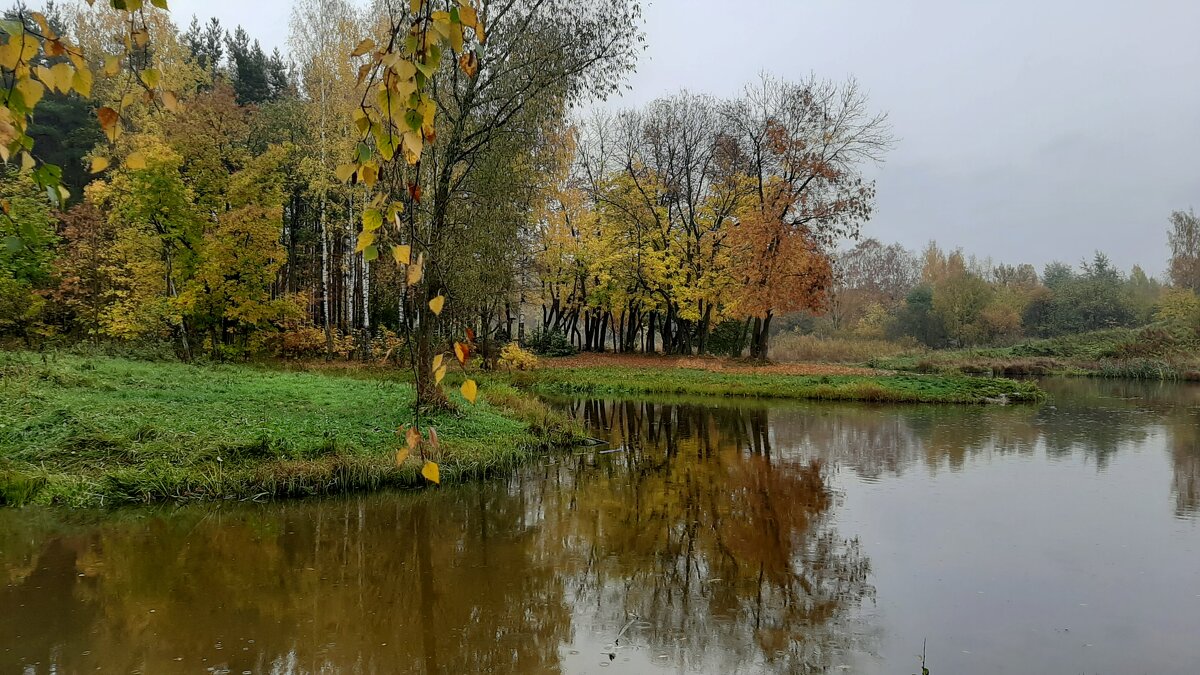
[0,351,581,507]
[505,366,1043,405]
[869,325,1200,380]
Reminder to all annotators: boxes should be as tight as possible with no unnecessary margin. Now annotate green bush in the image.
[706,319,749,357]
[526,327,576,356]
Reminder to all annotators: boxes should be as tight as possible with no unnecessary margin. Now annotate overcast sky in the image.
[170,0,1200,276]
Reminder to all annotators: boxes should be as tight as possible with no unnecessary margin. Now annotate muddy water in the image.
[2,378,1198,674]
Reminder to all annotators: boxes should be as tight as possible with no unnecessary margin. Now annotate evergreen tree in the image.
[226,26,272,104]
[184,16,225,74]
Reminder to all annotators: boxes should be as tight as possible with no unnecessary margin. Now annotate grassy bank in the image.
[509,359,1043,405]
[0,352,580,507]
[869,326,1200,380]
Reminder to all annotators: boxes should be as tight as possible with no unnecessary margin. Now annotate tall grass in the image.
[770,334,917,364]
[870,324,1200,381]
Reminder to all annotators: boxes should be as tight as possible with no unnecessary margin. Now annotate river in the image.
[2,377,1198,673]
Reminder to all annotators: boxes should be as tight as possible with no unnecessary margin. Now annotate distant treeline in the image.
[779,215,1200,350]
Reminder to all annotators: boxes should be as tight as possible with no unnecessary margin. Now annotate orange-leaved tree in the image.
[726,76,892,360]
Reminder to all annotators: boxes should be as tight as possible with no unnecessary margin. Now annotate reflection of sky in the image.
[787,378,1200,674]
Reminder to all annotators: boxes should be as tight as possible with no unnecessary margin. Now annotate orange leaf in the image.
[351,38,376,57]
[454,341,469,365]
[458,51,478,78]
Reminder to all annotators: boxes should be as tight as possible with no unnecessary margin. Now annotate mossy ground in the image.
[0,351,580,507]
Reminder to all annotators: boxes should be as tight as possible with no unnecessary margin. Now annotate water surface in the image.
[2,377,1198,673]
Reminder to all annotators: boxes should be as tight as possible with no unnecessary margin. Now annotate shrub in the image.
[706,319,749,357]
[498,342,538,371]
[526,327,576,356]
[269,324,358,359]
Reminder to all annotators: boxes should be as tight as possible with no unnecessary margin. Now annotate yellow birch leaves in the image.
[397,425,440,485]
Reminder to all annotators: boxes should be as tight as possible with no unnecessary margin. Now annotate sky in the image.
[170,0,1200,276]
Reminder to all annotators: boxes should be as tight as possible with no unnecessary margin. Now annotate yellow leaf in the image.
[19,152,34,172]
[428,294,444,315]
[15,77,44,108]
[406,252,424,285]
[434,364,447,383]
[49,62,73,93]
[458,3,478,30]
[362,208,383,232]
[35,65,53,88]
[419,96,436,137]
[31,12,53,38]
[432,354,444,371]
[401,130,422,165]
[351,38,375,57]
[460,379,478,404]
[103,55,121,77]
[359,162,379,188]
[355,230,375,253]
[334,163,357,183]
[125,152,147,170]
[421,461,440,485]
[454,341,469,365]
[386,201,405,223]
[161,89,180,112]
[72,67,93,97]
[392,244,411,265]
[390,58,417,82]
[395,447,410,466]
[89,156,109,174]
[0,42,20,70]
[140,67,160,89]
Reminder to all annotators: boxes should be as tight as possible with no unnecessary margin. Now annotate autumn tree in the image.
[1168,208,1200,293]
[87,138,201,354]
[347,0,642,407]
[726,76,892,360]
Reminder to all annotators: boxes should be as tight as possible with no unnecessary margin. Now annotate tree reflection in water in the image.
[0,399,871,675]
[557,399,874,672]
